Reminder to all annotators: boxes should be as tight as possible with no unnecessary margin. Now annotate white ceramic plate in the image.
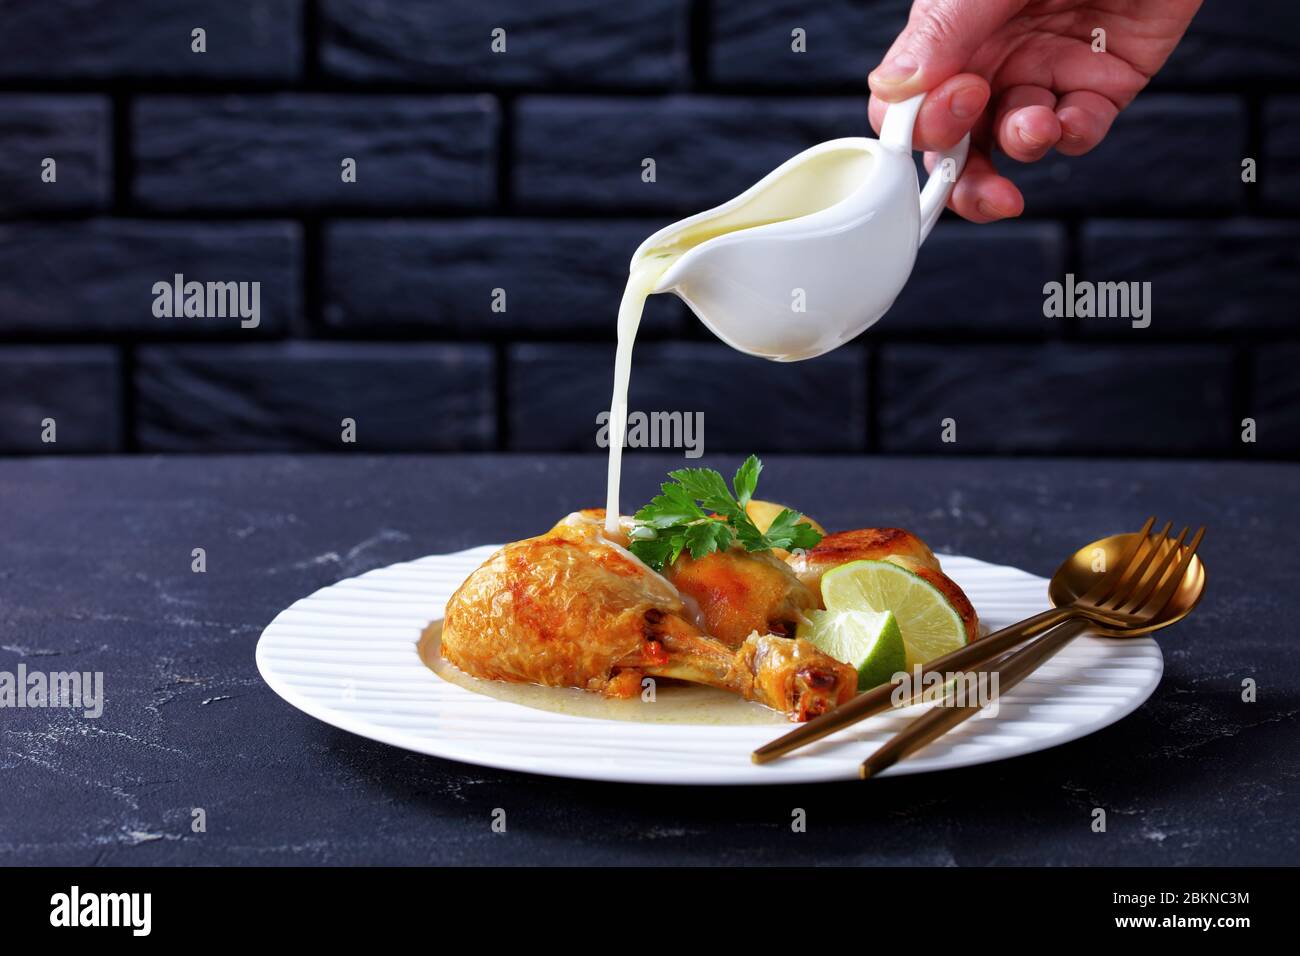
[256,546,1162,785]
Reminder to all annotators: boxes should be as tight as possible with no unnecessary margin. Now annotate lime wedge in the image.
[799,608,906,691]
[818,559,967,669]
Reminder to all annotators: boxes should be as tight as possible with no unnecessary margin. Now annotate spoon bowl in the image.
[1049,531,1206,637]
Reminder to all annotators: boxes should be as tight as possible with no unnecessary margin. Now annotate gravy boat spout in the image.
[631,93,969,362]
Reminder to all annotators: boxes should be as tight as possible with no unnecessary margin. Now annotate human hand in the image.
[868,0,1202,222]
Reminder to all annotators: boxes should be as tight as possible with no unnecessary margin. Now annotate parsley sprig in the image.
[627,455,823,572]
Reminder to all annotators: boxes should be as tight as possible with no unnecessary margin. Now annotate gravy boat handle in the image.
[879,92,971,244]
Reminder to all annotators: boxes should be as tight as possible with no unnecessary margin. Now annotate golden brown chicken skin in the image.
[791,527,940,579]
[664,547,816,647]
[440,512,856,720]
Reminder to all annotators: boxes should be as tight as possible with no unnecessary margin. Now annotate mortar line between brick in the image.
[494,342,510,451]
[302,0,322,83]
[688,0,711,88]
[118,345,138,453]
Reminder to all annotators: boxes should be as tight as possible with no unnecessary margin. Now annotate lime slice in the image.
[819,559,967,668]
[799,608,906,691]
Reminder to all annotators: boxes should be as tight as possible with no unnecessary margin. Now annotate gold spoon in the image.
[859,525,1206,778]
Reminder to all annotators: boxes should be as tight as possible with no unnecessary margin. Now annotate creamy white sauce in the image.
[603,254,675,535]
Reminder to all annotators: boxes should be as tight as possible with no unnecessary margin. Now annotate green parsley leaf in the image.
[734,506,822,553]
[685,519,733,559]
[633,481,707,529]
[626,456,823,572]
[733,455,761,508]
[628,535,676,571]
[762,507,803,544]
[666,467,739,517]
[731,510,770,552]
[667,529,690,566]
[762,507,823,552]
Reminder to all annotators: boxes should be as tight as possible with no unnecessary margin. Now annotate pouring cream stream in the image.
[601,96,969,535]
[602,223,784,535]
[600,152,877,535]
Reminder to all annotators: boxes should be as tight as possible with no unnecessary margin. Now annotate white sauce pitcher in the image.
[631,93,970,361]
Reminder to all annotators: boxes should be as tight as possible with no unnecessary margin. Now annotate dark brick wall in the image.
[0,0,1296,459]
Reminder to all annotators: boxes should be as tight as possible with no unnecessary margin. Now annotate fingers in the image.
[935,86,1113,220]
[865,0,1126,221]
[1054,90,1120,156]
[869,0,1028,102]
[868,73,990,150]
[993,85,1061,162]
[932,147,1024,223]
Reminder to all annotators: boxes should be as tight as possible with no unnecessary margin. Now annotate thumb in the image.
[870,0,1027,102]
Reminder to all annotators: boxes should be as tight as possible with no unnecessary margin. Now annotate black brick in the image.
[1252,345,1300,457]
[134,344,494,452]
[1080,220,1300,335]
[1156,0,1300,85]
[514,96,868,212]
[878,343,1235,455]
[133,96,498,212]
[0,220,299,337]
[507,341,867,453]
[1263,98,1300,212]
[1013,97,1246,215]
[710,0,906,88]
[710,0,1300,89]
[322,219,685,337]
[320,0,689,88]
[889,222,1066,334]
[0,96,111,215]
[0,1,302,80]
[0,347,120,453]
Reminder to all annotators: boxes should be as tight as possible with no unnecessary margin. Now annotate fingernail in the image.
[950,86,986,120]
[873,53,919,85]
[976,200,1004,220]
[1017,125,1050,148]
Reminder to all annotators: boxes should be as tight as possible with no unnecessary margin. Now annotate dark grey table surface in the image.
[1,454,1296,866]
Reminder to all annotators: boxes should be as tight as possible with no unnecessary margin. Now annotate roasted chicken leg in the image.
[441,511,856,720]
[664,547,816,647]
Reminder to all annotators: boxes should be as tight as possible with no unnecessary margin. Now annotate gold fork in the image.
[860,523,1206,778]
[753,517,1187,765]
